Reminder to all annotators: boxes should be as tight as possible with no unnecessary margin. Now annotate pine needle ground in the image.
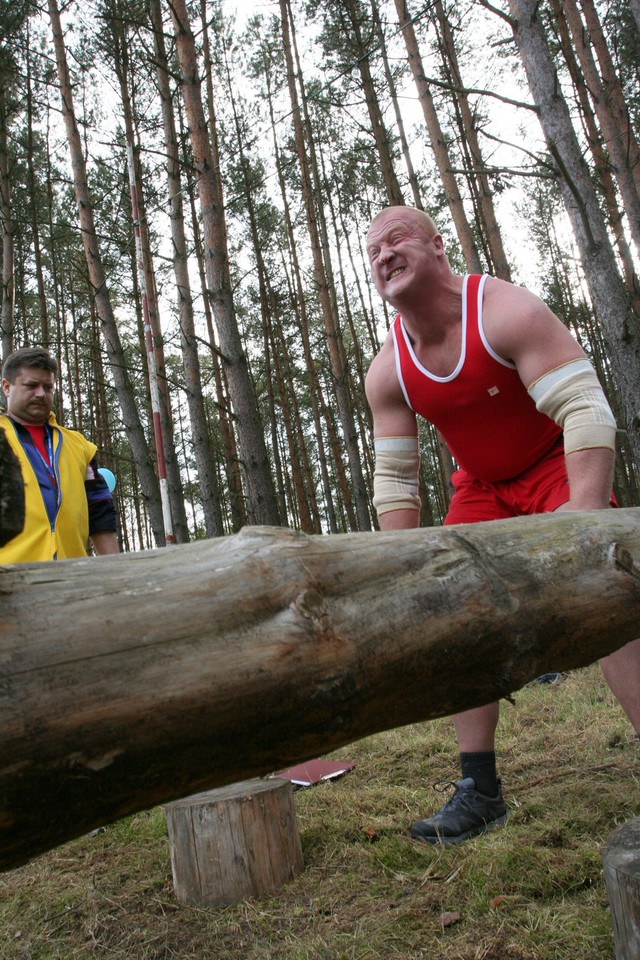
[2,665,638,960]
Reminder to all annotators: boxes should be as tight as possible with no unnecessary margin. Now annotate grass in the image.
[1,664,637,960]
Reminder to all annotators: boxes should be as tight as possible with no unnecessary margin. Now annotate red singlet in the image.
[392,274,561,483]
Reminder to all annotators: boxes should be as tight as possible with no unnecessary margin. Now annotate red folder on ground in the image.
[272,758,355,788]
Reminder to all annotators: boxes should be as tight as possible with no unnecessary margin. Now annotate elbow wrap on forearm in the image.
[372,436,421,516]
[528,359,617,454]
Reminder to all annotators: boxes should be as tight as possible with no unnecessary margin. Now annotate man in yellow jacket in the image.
[0,347,118,562]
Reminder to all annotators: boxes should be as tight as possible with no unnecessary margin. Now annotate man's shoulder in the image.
[49,415,86,439]
[483,275,541,311]
[0,414,19,440]
[366,334,406,411]
[367,332,396,376]
[482,277,548,336]
[52,419,96,456]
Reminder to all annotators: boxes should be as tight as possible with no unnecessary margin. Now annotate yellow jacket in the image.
[0,412,97,563]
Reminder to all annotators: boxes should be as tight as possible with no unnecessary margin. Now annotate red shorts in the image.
[445,439,594,525]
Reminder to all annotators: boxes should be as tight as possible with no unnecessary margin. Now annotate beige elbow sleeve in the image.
[528,359,617,453]
[372,436,421,516]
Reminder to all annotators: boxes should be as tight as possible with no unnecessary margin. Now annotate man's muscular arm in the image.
[365,340,421,530]
[90,531,120,555]
[483,279,616,511]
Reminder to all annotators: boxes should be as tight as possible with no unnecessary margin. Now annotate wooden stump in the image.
[165,778,304,907]
[602,817,640,959]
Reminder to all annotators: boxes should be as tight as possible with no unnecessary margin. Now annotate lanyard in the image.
[35,427,60,506]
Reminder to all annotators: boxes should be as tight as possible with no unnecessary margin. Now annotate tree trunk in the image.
[218,53,310,531]
[265,71,340,531]
[44,110,61,355]
[1,508,639,870]
[342,0,405,206]
[170,0,280,526]
[320,147,370,413]
[25,31,49,348]
[46,0,166,545]
[179,116,245,533]
[394,0,483,274]
[507,0,640,471]
[561,0,640,258]
[104,0,187,544]
[548,0,640,310]
[370,0,423,209]
[0,83,13,359]
[149,0,223,539]
[433,0,512,281]
[280,0,371,531]
[130,142,189,543]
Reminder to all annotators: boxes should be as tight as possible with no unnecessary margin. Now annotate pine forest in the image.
[1,0,639,550]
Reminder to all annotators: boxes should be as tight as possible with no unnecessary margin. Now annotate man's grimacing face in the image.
[2,367,56,426]
[366,210,441,304]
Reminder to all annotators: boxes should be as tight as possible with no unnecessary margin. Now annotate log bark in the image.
[1,508,639,871]
[0,428,24,547]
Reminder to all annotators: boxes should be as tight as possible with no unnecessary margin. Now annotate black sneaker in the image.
[410,777,507,844]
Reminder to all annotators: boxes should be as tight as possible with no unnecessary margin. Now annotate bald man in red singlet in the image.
[365,205,640,845]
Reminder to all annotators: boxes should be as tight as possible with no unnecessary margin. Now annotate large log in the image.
[1,508,639,870]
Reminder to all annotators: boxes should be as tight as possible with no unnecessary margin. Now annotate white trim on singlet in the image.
[391,274,517,406]
[476,274,516,369]
[391,322,415,410]
[394,274,470,386]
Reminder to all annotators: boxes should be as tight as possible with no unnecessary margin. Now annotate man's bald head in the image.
[367,206,438,243]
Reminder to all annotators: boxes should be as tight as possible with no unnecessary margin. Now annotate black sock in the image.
[460,751,499,797]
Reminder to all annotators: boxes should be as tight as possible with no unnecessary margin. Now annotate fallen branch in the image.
[509,761,624,793]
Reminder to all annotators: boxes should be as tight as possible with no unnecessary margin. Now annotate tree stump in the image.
[165,778,304,907]
[602,816,640,959]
